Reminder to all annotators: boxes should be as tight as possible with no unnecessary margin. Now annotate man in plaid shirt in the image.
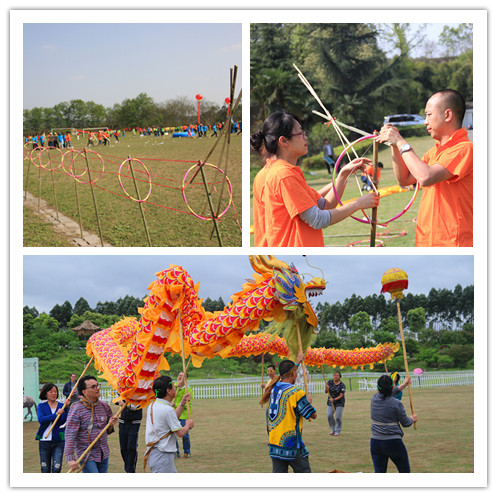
[64,375,119,473]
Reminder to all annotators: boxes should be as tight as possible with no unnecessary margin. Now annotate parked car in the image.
[383,114,425,126]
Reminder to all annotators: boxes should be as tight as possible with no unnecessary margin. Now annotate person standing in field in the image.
[376,89,472,247]
[370,374,417,473]
[260,352,317,473]
[261,364,277,390]
[173,372,193,459]
[325,371,346,436]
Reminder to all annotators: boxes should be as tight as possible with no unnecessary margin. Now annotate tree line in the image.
[23,93,242,135]
[23,284,473,381]
[250,23,473,155]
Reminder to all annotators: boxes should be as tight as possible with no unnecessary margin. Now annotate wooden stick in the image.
[45,358,94,439]
[128,156,152,247]
[178,312,190,419]
[370,135,379,247]
[84,149,104,247]
[68,402,127,472]
[396,300,417,429]
[296,321,308,395]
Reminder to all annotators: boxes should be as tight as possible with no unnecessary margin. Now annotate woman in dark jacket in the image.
[370,374,418,473]
[36,383,70,472]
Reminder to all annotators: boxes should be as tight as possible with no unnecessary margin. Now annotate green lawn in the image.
[250,136,435,247]
[23,132,242,247]
[22,386,474,474]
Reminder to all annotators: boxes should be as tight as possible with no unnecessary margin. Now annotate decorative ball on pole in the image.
[380,267,417,429]
[380,267,408,301]
[195,94,203,126]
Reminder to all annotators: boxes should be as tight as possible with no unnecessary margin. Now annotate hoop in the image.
[182,162,233,220]
[64,149,105,184]
[36,147,63,171]
[331,135,419,225]
[118,158,152,203]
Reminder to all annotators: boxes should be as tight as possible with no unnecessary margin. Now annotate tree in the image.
[73,297,91,316]
[49,300,73,327]
[406,307,426,335]
[439,23,473,57]
[23,305,39,318]
[447,344,473,368]
[348,311,373,336]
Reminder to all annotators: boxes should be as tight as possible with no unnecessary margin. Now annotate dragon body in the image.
[86,256,399,408]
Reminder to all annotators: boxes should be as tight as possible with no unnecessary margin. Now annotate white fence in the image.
[53,371,473,403]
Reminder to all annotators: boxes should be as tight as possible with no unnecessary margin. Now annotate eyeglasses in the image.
[85,384,100,390]
[291,130,307,137]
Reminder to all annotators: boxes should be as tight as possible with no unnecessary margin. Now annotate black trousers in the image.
[271,449,311,473]
[119,422,141,473]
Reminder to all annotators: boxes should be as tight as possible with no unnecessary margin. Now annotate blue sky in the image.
[23,23,242,109]
[23,254,474,314]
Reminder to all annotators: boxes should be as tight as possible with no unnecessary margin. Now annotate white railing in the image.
[357,371,474,391]
[53,371,473,402]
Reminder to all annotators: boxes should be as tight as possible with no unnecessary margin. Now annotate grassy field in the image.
[250,136,435,247]
[23,132,242,247]
[22,386,473,474]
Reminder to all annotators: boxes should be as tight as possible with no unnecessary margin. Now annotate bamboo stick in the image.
[370,135,379,247]
[45,358,94,439]
[296,321,308,395]
[178,312,190,419]
[396,300,417,429]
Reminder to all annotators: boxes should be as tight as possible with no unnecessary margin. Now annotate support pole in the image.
[296,321,308,395]
[84,149,104,247]
[127,156,152,247]
[178,312,190,419]
[396,300,417,429]
[197,161,223,246]
[370,133,379,247]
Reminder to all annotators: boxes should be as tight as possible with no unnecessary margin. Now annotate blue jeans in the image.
[370,438,410,473]
[39,440,64,473]
[81,457,109,473]
[175,419,191,454]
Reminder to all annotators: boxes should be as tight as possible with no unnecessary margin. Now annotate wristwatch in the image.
[399,143,413,155]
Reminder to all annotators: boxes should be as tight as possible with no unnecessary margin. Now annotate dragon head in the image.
[249,255,325,328]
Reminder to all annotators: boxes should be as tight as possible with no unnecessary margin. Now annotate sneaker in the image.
[175,453,180,458]
[183,453,191,458]
[329,432,335,436]
[334,433,341,436]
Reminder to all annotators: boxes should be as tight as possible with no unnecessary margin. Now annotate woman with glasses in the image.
[251,111,379,247]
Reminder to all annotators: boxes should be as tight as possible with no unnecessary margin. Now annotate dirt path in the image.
[23,191,113,247]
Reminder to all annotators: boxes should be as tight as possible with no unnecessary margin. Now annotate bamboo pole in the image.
[44,358,94,439]
[197,161,223,246]
[127,156,152,247]
[396,300,417,429]
[370,134,379,247]
[178,312,190,419]
[24,157,31,200]
[84,149,104,247]
[74,178,84,238]
[296,321,308,395]
[68,402,127,473]
[50,168,59,221]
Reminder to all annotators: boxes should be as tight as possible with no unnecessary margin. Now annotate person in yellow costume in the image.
[260,352,317,473]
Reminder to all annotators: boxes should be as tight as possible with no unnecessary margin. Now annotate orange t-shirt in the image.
[365,165,381,180]
[416,128,473,247]
[252,159,324,247]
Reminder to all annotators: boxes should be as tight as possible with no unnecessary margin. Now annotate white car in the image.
[383,114,425,126]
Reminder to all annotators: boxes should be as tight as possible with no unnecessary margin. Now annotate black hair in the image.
[153,375,174,399]
[39,383,58,400]
[279,359,296,376]
[250,111,302,158]
[78,375,97,396]
[377,374,394,397]
[431,89,466,126]
[333,371,342,378]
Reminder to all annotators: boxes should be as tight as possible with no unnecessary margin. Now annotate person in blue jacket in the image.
[36,383,70,473]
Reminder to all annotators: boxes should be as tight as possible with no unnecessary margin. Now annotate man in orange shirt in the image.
[376,89,472,247]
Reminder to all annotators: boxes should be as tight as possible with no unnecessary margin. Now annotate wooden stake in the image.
[128,156,152,247]
[68,402,127,473]
[84,149,104,247]
[396,300,417,429]
[45,358,94,439]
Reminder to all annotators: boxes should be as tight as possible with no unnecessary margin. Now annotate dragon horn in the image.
[249,255,267,274]
[258,256,291,272]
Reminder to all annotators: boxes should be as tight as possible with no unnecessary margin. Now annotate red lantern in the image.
[380,268,408,300]
[225,97,231,119]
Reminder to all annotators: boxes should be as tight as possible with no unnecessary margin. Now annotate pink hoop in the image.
[182,162,233,220]
[331,135,419,225]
